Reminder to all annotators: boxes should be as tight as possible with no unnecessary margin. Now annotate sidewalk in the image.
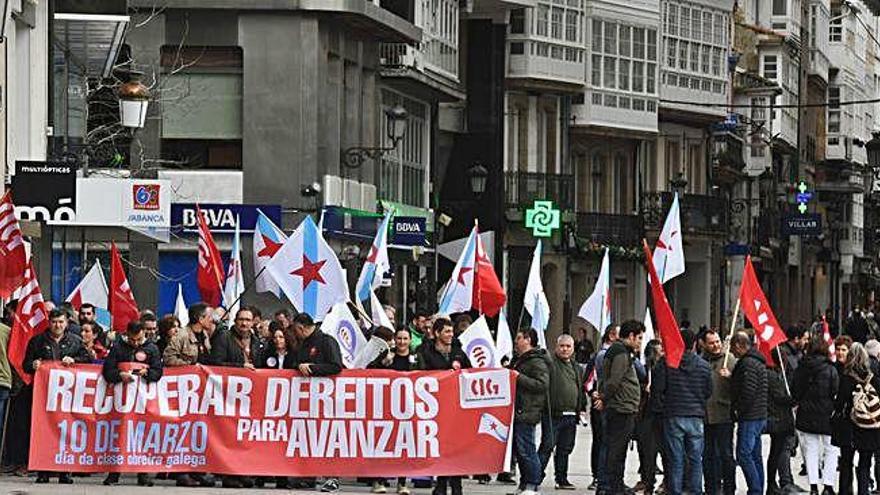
[0,425,812,494]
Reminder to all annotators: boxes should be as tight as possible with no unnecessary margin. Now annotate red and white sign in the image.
[29,364,517,476]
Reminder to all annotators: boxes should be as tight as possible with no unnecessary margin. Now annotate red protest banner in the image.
[29,363,516,476]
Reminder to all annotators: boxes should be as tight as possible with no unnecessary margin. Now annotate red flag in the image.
[739,256,788,364]
[9,262,48,385]
[642,240,685,368]
[0,192,28,298]
[109,242,140,332]
[196,205,225,307]
[472,225,506,317]
[822,315,836,361]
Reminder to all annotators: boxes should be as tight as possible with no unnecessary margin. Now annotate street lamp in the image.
[469,162,489,196]
[117,71,151,128]
[670,172,688,196]
[342,105,409,168]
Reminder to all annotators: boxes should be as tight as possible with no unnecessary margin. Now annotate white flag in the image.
[66,260,109,310]
[223,215,245,322]
[641,307,655,363]
[653,192,685,283]
[578,248,612,333]
[496,309,513,365]
[524,240,550,348]
[174,283,189,328]
[458,315,499,368]
[370,289,395,330]
[321,302,367,368]
[477,412,510,443]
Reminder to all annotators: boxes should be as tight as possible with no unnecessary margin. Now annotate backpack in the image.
[851,372,880,429]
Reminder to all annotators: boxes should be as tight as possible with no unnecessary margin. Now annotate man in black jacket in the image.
[654,328,713,495]
[208,307,264,488]
[730,331,769,495]
[295,313,344,492]
[25,309,92,484]
[209,308,266,370]
[101,321,163,487]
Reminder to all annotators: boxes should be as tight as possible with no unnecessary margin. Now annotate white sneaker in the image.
[372,481,387,493]
[397,485,411,495]
[521,490,540,495]
[320,479,340,492]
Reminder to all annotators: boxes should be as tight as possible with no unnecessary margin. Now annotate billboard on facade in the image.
[12,161,77,224]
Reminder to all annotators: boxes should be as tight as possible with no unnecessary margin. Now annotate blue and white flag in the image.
[356,210,393,305]
[253,209,287,298]
[438,227,478,315]
[266,215,349,321]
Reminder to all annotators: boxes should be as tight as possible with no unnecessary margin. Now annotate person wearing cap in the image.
[293,312,344,492]
[101,321,163,487]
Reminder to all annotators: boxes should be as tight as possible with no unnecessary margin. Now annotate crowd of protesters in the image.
[5,299,880,495]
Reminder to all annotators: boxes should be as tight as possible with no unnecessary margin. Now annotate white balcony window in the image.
[380,89,429,208]
[773,0,786,16]
[763,55,778,80]
[536,4,549,36]
[830,4,842,42]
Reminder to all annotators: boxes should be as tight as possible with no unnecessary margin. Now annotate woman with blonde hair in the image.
[834,343,880,495]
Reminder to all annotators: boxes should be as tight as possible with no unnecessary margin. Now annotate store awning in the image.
[53,12,129,77]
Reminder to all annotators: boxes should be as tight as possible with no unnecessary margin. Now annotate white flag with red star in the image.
[266,215,348,321]
[652,192,685,283]
[253,210,287,298]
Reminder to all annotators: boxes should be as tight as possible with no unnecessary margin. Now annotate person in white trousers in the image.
[791,336,840,495]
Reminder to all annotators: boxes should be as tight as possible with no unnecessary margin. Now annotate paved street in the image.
[0,426,814,494]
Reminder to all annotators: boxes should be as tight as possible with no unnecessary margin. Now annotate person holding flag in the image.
[25,309,91,484]
[651,328,713,495]
[598,320,645,495]
[730,331,770,495]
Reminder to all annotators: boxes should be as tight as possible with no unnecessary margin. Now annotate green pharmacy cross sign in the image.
[525,200,561,237]
[796,181,813,214]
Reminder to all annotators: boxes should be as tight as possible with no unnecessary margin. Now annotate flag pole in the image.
[722,297,741,370]
[217,266,266,321]
[776,346,791,396]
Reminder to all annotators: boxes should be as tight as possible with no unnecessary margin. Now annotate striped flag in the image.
[196,205,225,307]
[8,261,48,384]
[0,191,27,299]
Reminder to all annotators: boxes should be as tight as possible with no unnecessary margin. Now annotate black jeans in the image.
[434,476,462,495]
[538,415,578,484]
[703,422,736,495]
[591,408,605,482]
[767,432,795,490]
[605,409,636,493]
[857,449,874,495]
[841,446,856,495]
[638,411,665,491]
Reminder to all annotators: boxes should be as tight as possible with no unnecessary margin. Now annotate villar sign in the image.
[781,213,822,236]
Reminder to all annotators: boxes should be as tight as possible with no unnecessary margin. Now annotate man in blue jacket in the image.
[653,328,713,495]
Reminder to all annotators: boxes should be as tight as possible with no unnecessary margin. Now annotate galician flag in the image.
[438,227,478,315]
[223,215,244,321]
[653,192,685,283]
[578,248,612,333]
[356,211,393,304]
[253,210,287,298]
[65,260,108,310]
[266,215,349,321]
[524,240,550,348]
